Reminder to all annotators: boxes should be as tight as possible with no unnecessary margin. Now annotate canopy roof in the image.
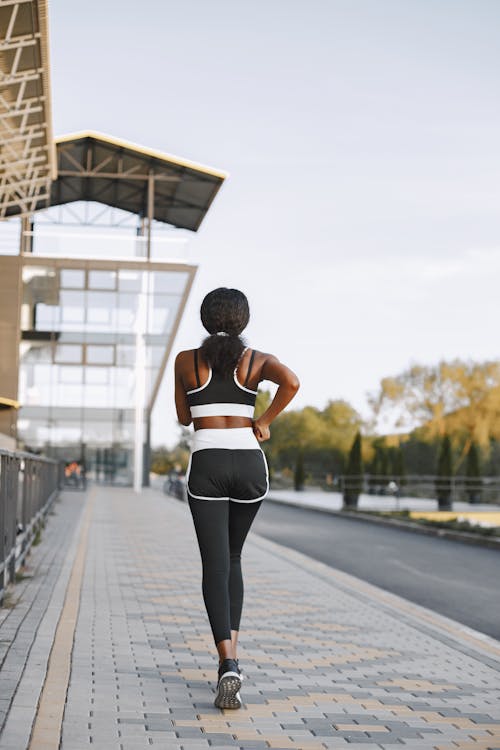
[0,0,56,219]
[5,131,227,231]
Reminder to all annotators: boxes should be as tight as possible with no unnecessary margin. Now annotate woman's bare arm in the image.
[174,352,192,426]
[252,354,299,442]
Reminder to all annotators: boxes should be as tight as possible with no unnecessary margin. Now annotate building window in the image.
[54,344,83,364]
[60,290,86,323]
[88,270,116,290]
[86,345,115,365]
[60,269,85,289]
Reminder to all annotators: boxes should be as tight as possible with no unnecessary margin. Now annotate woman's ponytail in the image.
[199,289,250,377]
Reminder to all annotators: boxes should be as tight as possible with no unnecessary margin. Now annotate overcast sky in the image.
[48,0,500,447]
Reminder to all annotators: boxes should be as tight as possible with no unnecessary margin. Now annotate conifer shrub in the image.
[465,442,482,504]
[436,434,453,510]
[294,450,305,491]
[343,432,363,508]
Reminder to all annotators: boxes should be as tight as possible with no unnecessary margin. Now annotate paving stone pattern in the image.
[2,486,500,749]
[0,491,84,742]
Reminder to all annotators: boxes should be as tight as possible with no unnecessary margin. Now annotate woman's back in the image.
[186,348,258,419]
[182,347,261,391]
[176,347,268,431]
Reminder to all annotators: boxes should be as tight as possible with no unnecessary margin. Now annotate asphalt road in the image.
[252,500,500,640]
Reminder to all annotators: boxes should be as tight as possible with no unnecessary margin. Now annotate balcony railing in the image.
[22,230,191,262]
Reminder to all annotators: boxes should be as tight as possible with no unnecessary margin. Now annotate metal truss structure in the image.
[34,201,145,229]
[45,132,226,235]
[5,130,227,255]
[0,0,56,219]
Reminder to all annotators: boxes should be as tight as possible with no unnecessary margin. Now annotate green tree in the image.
[368,359,500,448]
[399,434,438,475]
[267,399,361,478]
[465,442,482,504]
[150,450,171,475]
[150,444,189,475]
[343,432,364,508]
[435,434,453,509]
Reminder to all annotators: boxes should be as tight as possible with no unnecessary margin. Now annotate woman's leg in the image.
[228,500,263,656]
[188,496,233,657]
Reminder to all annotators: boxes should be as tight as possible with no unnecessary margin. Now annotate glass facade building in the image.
[0,131,225,486]
[17,250,194,485]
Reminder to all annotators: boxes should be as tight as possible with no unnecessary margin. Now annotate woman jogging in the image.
[174,287,299,709]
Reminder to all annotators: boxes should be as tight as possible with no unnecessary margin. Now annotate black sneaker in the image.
[214,658,242,709]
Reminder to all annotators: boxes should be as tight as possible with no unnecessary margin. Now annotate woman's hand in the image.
[252,419,270,442]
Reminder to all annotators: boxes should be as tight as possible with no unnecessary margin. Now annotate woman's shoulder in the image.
[175,347,197,360]
[247,347,269,356]
[174,348,198,370]
[248,349,279,365]
[244,349,281,382]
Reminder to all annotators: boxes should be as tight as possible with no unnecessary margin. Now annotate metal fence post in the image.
[5,456,18,585]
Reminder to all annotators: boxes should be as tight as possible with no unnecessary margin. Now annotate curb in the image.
[266,495,500,551]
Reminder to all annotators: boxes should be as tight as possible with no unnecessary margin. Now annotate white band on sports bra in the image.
[190,403,255,419]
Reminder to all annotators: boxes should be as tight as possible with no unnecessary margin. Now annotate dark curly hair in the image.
[200,288,249,377]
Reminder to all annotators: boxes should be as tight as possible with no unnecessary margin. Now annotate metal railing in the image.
[0,448,62,603]
[337,474,500,505]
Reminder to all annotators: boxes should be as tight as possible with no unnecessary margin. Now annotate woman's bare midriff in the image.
[193,416,253,431]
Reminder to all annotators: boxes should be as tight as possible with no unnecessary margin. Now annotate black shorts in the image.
[186,428,269,502]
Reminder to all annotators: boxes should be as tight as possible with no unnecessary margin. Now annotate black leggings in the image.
[188,496,262,644]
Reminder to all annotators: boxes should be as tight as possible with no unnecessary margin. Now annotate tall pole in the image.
[147,171,154,260]
[133,271,148,493]
[133,172,154,489]
[143,409,151,488]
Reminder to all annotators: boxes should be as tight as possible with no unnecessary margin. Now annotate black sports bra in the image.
[186,348,257,419]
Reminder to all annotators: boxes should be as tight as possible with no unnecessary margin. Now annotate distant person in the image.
[80,462,87,490]
[65,461,79,487]
[174,288,299,709]
[387,480,400,498]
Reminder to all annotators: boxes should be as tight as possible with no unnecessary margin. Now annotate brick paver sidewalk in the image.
[1,485,499,750]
